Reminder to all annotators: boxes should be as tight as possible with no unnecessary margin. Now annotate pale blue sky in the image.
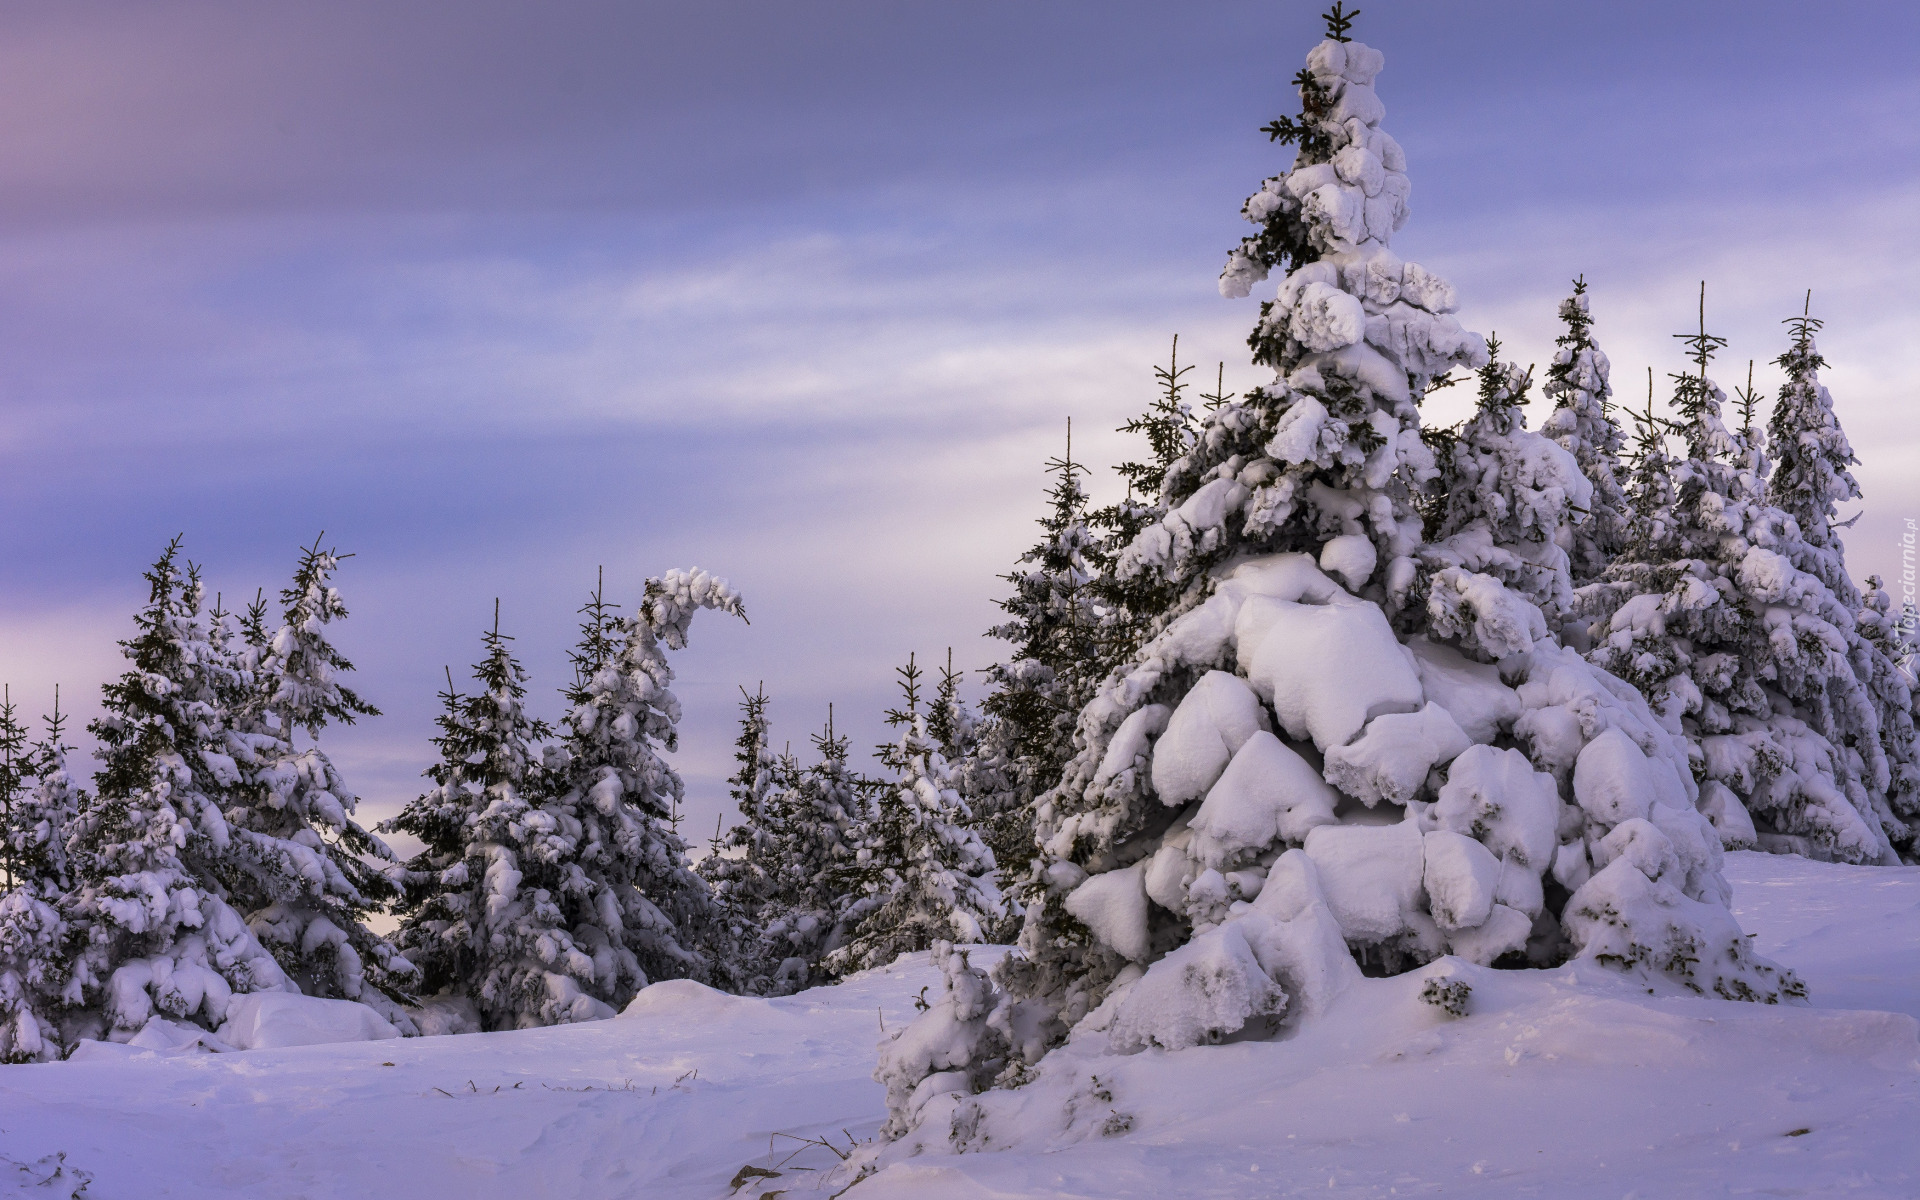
[2,1,1916,844]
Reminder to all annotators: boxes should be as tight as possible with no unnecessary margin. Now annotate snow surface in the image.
[0,854,1914,1198]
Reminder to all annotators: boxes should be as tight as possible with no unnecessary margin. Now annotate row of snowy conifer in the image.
[712,275,1920,1013]
[1441,279,1916,867]
[0,523,1021,1054]
[2,9,1916,1074]
[855,12,1920,1158]
[0,265,1910,1059]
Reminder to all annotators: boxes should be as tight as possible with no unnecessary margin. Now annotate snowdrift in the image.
[0,854,1911,1198]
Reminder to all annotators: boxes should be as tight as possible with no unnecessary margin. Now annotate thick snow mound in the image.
[408,994,481,1037]
[1421,830,1500,932]
[217,993,400,1050]
[1244,851,1364,1020]
[1149,670,1270,805]
[1302,818,1428,944]
[863,876,1920,1196]
[1434,744,1560,870]
[69,996,401,1058]
[1188,731,1339,868]
[1064,862,1150,962]
[65,1017,234,1060]
[1107,922,1285,1052]
[1406,636,1520,743]
[621,978,784,1025]
[0,858,1913,1199]
[1243,598,1423,750]
[1323,701,1470,806]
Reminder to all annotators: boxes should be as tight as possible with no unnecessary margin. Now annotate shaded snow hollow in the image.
[0,854,1913,1199]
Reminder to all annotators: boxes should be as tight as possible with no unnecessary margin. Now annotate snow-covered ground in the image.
[0,852,1914,1199]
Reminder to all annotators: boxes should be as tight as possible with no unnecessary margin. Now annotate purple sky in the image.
[3,1,1917,849]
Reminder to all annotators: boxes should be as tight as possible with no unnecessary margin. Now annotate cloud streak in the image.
[2,1,1917,845]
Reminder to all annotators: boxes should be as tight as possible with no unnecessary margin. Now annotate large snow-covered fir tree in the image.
[62,540,291,1048]
[224,543,417,1021]
[1581,292,1898,864]
[821,656,1003,978]
[873,10,1801,1148]
[1540,278,1630,593]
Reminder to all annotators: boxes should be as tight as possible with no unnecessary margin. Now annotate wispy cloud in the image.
[3,1,1917,845]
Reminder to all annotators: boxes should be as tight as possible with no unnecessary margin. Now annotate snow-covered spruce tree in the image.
[1616,373,1679,563]
[1540,278,1630,593]
[6,691,80,899]
[700,684,783,984]
[0,690,29,892]
[383,607,576,1030]
[1857,574,1920,854]
[389,572,744,1027]
[1428,337,1590,626]
[63,540,290,1047]
[551,569,745,1000]
[224,543,417,1021]
[1767,302,1860,602]
[772,715,874,983]
[928,654,992,815]
[1581,291,1896,864]
[821,656,1003,978]
[1765,309,1919,855]
[1732,361,1770,482]
[930,653,1028,943]
[871,14,1801,1147]
[707,697,864,993]
[872,940,1010,1142]
[1086,341,1200,672]
[978,426,1105,885]
[0,693,81,1062]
